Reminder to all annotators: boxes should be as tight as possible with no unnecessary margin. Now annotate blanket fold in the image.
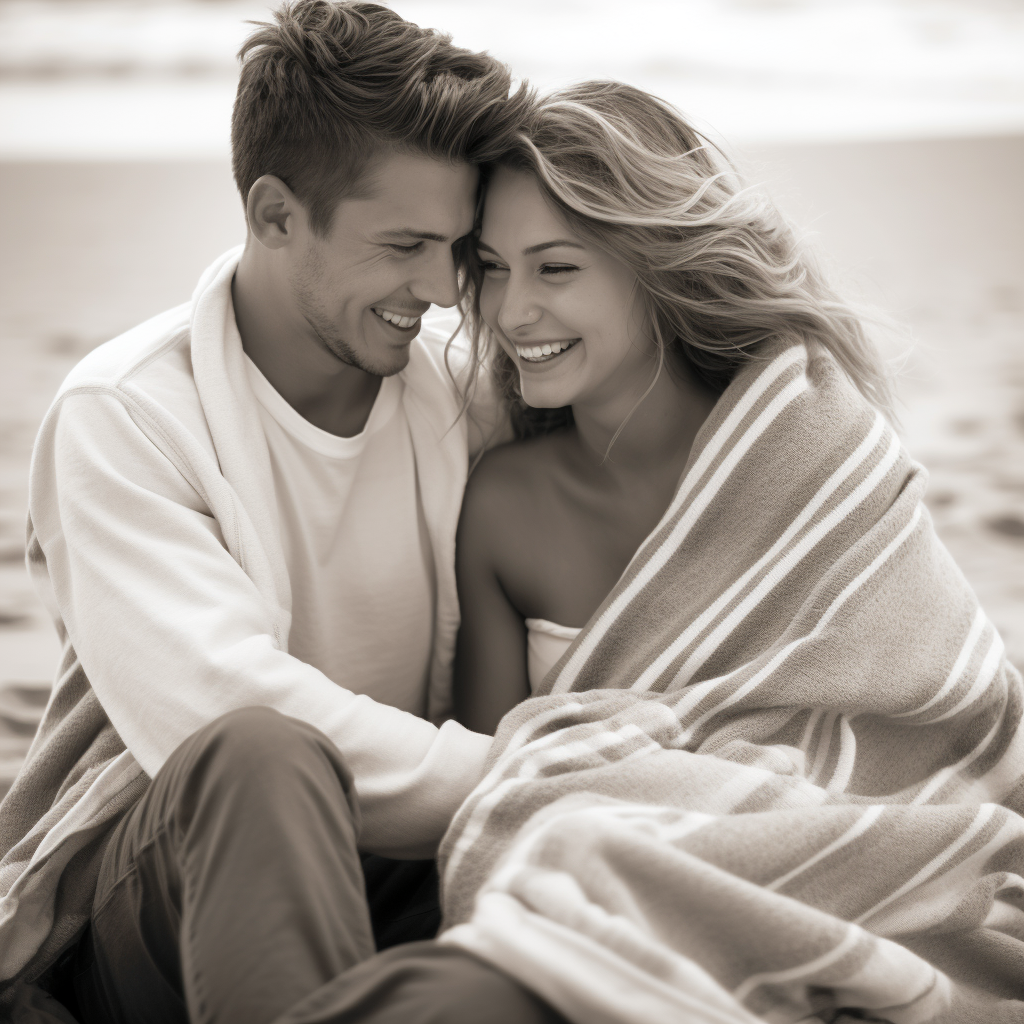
[438,340,1024,1024]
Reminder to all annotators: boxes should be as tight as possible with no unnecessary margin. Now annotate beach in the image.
[1,133,1021,700]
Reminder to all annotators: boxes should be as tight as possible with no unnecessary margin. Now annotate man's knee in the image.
[195,705,299,762]
[408,947,566,1024]
[277,942,569,1024]
[161,707,354,818]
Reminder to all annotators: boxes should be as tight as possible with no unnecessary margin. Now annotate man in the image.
[0,3,565,1022]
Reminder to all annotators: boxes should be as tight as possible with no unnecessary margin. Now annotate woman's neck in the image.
[568,355,719,485]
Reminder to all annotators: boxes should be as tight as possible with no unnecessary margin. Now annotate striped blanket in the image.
[438,341,1024,1024]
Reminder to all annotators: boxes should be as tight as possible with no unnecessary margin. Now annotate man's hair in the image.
[232,0,530,235]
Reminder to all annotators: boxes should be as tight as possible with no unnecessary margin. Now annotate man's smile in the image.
[371,306,425,330]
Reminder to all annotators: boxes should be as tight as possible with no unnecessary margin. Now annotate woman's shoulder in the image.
[458,433,572,580]
[470,432,569,493]
[460,432,570,534]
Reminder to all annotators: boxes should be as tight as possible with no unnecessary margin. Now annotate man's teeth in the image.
[515,339,578,362]
[372,308,419,329]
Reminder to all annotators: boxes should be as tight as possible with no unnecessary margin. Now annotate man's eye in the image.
[388,242,423,255]
[540,264,579,275]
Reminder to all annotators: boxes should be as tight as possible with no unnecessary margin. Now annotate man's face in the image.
[289,151,478,377]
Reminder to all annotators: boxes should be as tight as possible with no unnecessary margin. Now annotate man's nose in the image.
[413,248,461,309]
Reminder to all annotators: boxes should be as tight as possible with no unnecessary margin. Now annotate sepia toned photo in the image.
[0,1,1022,1021]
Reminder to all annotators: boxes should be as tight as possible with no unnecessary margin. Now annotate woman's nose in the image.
[496,277,542,336]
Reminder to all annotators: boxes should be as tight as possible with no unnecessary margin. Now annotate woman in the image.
[453,80,891,735]
[439,82,1024,1023]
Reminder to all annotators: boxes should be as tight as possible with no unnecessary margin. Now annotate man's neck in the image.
[231,244,381,438]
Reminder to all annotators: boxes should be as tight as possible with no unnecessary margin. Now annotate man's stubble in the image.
[292,245,409,380]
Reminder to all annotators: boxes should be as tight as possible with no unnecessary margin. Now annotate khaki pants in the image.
[60,708,566,1024]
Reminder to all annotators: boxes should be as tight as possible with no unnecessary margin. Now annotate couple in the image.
[3,1,1023,1023]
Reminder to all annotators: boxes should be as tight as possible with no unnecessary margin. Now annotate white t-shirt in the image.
[245,356,435,716]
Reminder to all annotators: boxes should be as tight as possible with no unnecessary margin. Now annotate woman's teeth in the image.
[372,307,419,329]
[515,339,579,363]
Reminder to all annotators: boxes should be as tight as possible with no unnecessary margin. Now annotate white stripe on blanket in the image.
[893,607,987,719]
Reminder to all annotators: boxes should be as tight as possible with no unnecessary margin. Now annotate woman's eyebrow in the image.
[523,240,586,256]
[475,240,586,256]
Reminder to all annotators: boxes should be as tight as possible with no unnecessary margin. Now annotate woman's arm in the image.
[453,456,531,735]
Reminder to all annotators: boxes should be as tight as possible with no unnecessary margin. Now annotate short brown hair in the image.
[232,0,530,234]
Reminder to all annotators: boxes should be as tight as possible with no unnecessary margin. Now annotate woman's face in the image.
[476,167,653,411]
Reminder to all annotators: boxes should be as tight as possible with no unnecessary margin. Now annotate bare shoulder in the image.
[466,433,565,505]
[459,433,568,556]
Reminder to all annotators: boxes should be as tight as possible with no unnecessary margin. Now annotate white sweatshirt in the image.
[26,247,497,858]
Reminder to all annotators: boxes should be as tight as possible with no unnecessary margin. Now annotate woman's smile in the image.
[514,338,581,364]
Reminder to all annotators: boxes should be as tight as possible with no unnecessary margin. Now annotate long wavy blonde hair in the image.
[460,80,895,439]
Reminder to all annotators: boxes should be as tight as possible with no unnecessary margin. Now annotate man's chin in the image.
[362,342,415,377]
[323,338,413,378]
[370,355,411,378]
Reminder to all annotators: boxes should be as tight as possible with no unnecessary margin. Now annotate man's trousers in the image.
[58,707,566,1024]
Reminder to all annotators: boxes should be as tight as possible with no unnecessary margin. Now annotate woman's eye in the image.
[388,242,423,255]
[477,260,508,274]
[540,264,579,275]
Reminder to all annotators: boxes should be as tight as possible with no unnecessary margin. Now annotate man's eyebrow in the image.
[377,229,450,243]
[476,239,587,256]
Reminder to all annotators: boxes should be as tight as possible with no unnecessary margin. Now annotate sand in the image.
[0,134,1021,706]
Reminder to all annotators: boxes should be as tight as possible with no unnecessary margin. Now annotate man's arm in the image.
[32,390,490,856]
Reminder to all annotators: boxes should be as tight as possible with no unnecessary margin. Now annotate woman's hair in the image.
[459,80,895,439]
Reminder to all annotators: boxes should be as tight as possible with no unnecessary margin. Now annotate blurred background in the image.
[1,1,1022,759]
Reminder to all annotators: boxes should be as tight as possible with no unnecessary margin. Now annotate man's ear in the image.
[245,175,305,250]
